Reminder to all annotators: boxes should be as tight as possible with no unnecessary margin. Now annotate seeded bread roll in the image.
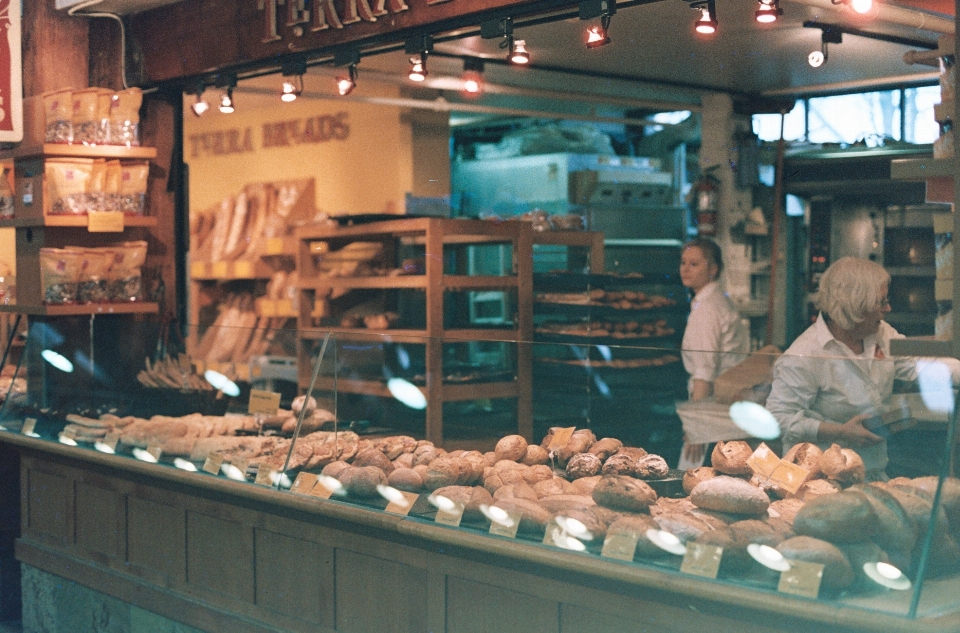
[615,446,648,460]
[566,453,603,479]
[602,453,637,476]
[690,476,770,515]
[792,490,877,543]
[387,467,423,492]
[588,438,623,461]
[634,454,669,479]
[711,441,753,476]
[521,445,550,466]
[592,475,658,512]
[339,466,387,497]
[818,444,866,486]
[777,536,855,591]
[495,435,529,462]
[683,467,718,494]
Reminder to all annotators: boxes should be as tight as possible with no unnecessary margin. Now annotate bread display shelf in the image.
[299,276,428,290]
[0,301,158,316]
[298,327,521,343]
[0,215,157,229]
[0,144,157,160]
[298,376,521,399]
[190,259,275,280]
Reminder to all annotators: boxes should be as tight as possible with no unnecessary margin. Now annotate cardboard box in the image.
[713,345,781,404]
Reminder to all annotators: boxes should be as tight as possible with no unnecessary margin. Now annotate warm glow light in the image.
[694,7,717,34]
[585,25,610,48]
[728,401,781,440]
[463,74,482,95]
[850,0,872,13]
[755,2,779,23]
[191,95,209,117]
[336,71,356,96]
[747,543,791,571]
[428,494,457,512]
[41,349,74,373]
[280,80,300,102]
[387,378,427,410]
[218,89,235,114]
[863,561,912,590]
[808,50,825,67]
[510,40,530,64]
[204,370,241,397]
[647,529,687,555]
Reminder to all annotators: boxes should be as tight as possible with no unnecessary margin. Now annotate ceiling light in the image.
[461,57,484,97]
[189,81,209,117]
[585,16,612,48]
[281,77,302,102]
[336,64,358,96]
[408,54,428,81]
[809,26,842,67]
[693,1,718,35]
[849,0,873,14]
[580,0,615,49]
[280,56,307,103]
[510,39,530,65]
[755,0,782,23]
[808,49,825,67]
[218,87,235,113]
[405,35,433,82]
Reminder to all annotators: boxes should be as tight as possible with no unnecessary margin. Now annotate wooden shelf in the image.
[0,302,158,316]
[299,276,427,290]
[191,260,275,280]
[0,215,157,229]
[299,376,520,401]
[0,143,157,161]
[890,157,954,180]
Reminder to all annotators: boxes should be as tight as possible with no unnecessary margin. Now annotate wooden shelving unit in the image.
[295,217,533,446]
[0,302,158,316]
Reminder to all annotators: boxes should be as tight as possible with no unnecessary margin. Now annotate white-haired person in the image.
[766,256,930,481]
[678,237,750,469]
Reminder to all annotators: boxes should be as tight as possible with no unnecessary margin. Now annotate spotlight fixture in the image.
[755,0,782,23]
[334,49,361,96]
[280,57,307,102]
[510,39,531,65]
[809,26,842,67]
[836,0,873,14]
[579,0,615,49]
[215,74,237,114]
[189,80,209,117]
[405,35,433,82]
[692,0,718,35]
[461,57,485,97]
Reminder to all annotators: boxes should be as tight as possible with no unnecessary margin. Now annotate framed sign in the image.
[0,0,21,142]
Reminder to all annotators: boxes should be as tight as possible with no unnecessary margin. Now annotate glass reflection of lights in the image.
[221,463,246,481]
[593,374,611,396]
[863,562,911,590]
[204,370,241,397]
[555,516,593,541]
[396,345,411,369]
[647,529,687,555]
[387,377,427,410]
[41,349,74,373]
[58,434,78,446]
[317,474,346,496]
[94,441,115,454]
[554,534,587,551]
[850,0,872,13]
[747,543,791,571]
[174,458,198,472]
[728,401,780,439]
[917,359,955,413]
[377,484,409,507]
[132,447,158,463]
[595,345,612,361]
[480,504,515,527]
[270,471,293,489]
[428,494,457,512]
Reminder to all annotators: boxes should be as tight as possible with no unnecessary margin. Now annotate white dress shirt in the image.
[680,281,750,397]
[765,314,918,475]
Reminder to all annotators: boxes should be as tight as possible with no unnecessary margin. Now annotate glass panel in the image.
[808,90,902,145]
[753,101,807,143]
[904,85,941,145]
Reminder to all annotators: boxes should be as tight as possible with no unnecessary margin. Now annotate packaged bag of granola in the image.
[96,89,114,143]
[0,167,13,219]
[46,159,95,214]
[43,89,73,143]
[40,248,82,304]
[120,161,149,215]
[107,240,147,301]
[103,160,122,212]
[72,88,100,145]
[109,88,142,146]
[87,159,108,213]
[76,248,112,303]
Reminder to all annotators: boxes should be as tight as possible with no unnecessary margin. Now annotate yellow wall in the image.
[184,81,416,216]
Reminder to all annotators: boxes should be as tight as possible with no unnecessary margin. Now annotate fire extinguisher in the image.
[692,174,719,236]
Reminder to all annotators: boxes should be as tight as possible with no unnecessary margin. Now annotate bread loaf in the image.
[818,444,865,486]
[495,434,529,462]
[521,445,550,466]
[491,498,551,533]
[783,442,823,478]
[683,467,717,494]
[353,447,394,474]
[592,475,657,512]
[601,453,636,476]
[570,475,602,497]
[607,514,663,558]
[792,491,877,543]
[493,483,540,502]
[776,536,855,591]
[387,467,423,492]
[339,466,387,498]
[588,438,623,461]
[711,441,753,475]
[566,453,602,479]
[690,476,770,515]
[634,454,669,479]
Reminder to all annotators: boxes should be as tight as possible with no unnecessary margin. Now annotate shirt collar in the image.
[813,312,883,358]
[694,281,721,301]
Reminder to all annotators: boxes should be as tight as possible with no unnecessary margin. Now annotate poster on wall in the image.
[0,0,22,143]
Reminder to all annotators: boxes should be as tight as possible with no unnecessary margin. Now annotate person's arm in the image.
[690,378,712,401]
[815,413,882,447]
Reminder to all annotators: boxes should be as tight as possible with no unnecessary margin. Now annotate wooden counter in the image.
[4,432,960,633]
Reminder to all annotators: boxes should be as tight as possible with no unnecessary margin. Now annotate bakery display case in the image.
[1,313,960,632]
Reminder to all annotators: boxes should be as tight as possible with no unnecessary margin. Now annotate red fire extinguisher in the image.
[692,175,719,236]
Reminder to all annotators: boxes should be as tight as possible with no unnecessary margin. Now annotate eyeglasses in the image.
[878,297,891,309]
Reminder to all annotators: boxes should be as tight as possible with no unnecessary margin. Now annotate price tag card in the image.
[385,491,420,516]
[248,389,281,416]
[542,518,564,547]
[147,445,163,462]
[747,442,780,478]
[680,542,723,579]
[21,418,37,436]
[488,510,522,539]
[202,453,224,475]
[291,472,318,494]
[310,479,335,499]
[778,560,824,599]
[102,432,120,451]
[87,211,124,232]
[212,261,229,278]
[61,426,76,440]
[255,466,276,486]
[601,531,639,562]
[547,427,576,451]
[769,461,810,495]
[231,457,249,475]
[434,502,465,527]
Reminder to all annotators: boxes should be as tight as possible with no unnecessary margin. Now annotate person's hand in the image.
[683,442,706,463]
[838,413,882,447]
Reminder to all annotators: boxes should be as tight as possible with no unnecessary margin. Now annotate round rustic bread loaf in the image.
[818,444,865,486]
[783,442,823,478]
[592,475,657,512]
[521,445,550,466]
[567,453,603,479]
[711,441,753,476]
[432,485,495,522]
[902,476,960,537]
[729,519,784,547]
[792,490,877,543]
[653,512,716,543]
[634,454,669,479]
[776,536,855,591]
[340,466,387,497]
[353,447,394,474]
[495,435,529,462]
[552,508,607,542]
[533,477,574,497]
[461,451,487,485]
[601,453,636,476]
[588,438,623,461]
[615,446,648,460]
[690,476,770,515]
[387,467,423,492]
[392,453,415,470]
[493,482,540,502]
[848,483,918,554]
[422,458,463,491]
[683,467,718,494]
[570,475,601,497]
[321,460,350,479]
[523,464,554,485]
[558,430,598,466]
[412,445,439,467]
[483,451,498,467]
[768,498,805,525]
[492,498,552,533]
[539,494,596,514]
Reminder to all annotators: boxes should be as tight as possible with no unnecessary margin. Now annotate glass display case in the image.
[2,313,959,625]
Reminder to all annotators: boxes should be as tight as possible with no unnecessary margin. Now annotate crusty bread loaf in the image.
[776,536,855,591]
[818,444,865,486]
[521,445,550,466]
[566,453,602,479]
[634,454,669,479]
[353,447,394,474]
[491,498,551,533]
[683,467,718,494]
[538,494,596,514]
[387,467,423,492]
[848,484,918,555]
[768,498,805,525]
[792,479,841,501]
[601,453,636,476]
[592,475,657,512]
[522,464,554,485]
[493,483,540,502]
[422,457,463,491]
[557,429,597,465]
[495,435,528,462]
[533,477,574,497]
[588,438,623,461]
[783,442,823,478]
[552,508,607,542]
[689,476,770,515]
[607,514,663,558]
[393,452,415,470]
[711,441,753,476]
[339,466,387,497]
[653,511,716,543]
[569,475,602,497]
[792,490,877,543]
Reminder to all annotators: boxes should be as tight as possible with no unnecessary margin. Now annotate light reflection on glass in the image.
[728,401,780,440]
[270,471,292,489]
[132,447,158,463]
[479,504,515,527]
[41,350,74,373]
[863,561,911,590]
[377,484,408,507]
[555,516,593,541]
[554,534,587,551]
[396,345,411,370]
[203,370,241,397]
[595,345,612,361]
[917,359,955,414]
[386,378,427,410]
[317,474,346,496]
[747,543,791,571]
[220,463,246,481]
[428,494,456,512]
[646,529,687,555]
[593,374,611,397]
[94,441,115,454]
[57,434,77,446]
[174,458,198,472]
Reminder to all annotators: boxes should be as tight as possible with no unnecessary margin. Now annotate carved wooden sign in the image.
[131,0,542,84]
